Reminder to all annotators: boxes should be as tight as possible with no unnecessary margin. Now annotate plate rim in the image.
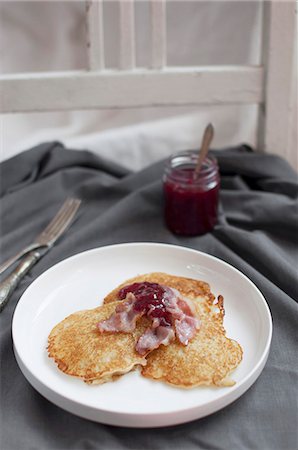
[12,242,273,425]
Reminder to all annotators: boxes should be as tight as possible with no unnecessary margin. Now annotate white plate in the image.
[12,243,272,428]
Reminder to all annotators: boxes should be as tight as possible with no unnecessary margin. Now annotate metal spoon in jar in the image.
[193,123,214,179]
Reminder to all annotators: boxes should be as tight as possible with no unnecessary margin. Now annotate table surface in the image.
[1,142,297,450]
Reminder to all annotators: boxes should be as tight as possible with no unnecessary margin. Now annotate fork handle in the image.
[0,250,42,313]
[0,243,43,275]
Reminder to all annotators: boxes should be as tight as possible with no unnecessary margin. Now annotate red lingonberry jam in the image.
[118,282,172,326]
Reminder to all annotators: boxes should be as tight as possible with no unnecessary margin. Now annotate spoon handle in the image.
[194,123,214,177]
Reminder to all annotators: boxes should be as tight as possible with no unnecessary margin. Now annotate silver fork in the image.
[0,197,81,312]
[0,198,81,275]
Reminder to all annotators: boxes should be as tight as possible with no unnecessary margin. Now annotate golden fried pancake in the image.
[47,301,148,384]
[48,272,242,388]
[103,273,243,388]
[142,291,243,388]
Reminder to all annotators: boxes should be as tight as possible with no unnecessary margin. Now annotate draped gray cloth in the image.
[0,142,297,450]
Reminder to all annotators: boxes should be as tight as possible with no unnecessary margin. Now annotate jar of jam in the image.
[163,150,220,236]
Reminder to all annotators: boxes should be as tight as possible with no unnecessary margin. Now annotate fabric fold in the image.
[0,143,297,450]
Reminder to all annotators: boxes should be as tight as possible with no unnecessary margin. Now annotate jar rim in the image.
[165,150,219,185]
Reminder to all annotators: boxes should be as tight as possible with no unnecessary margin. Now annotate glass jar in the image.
[163,150,220,236]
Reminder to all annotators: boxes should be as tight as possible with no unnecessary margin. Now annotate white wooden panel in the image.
[259,1,296,155]
[85,0,105,70]
[0,66,263,113]
[151,0,167,69]
[119,0,136,69]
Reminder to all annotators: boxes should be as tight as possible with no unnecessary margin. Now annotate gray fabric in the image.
[0,142,297,450]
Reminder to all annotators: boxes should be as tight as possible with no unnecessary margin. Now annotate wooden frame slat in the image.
[258,1,296,154]
[0,66,263,113]
[151,0,167,69]
[85,0,105,70]
[119,0,136,69]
